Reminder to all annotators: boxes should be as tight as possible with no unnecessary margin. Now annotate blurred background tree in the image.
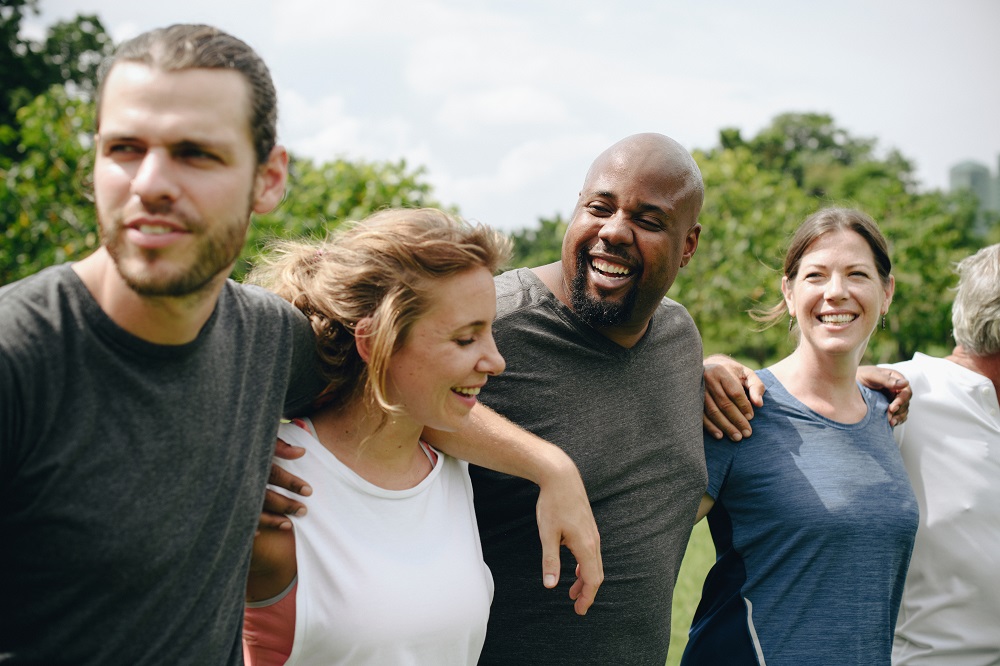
[2,4,993,366]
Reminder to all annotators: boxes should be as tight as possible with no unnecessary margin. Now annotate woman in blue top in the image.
[682,208,918,665]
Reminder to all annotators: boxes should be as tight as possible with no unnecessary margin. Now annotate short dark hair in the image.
[96,24,277,164]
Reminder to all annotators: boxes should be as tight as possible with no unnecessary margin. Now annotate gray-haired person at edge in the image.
[707,242,1000,665]
[683,208,918,664]
[0,23,601,665]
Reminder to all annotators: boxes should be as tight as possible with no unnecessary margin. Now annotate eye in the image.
[634,217,665,232]
[105,142,143,157]
[455,337,475,347]
[177,146,220,162]
[586,203,613,217]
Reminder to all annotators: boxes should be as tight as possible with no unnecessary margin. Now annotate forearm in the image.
[423,403,574,484]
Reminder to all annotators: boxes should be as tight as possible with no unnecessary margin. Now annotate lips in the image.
[124,218,188,249]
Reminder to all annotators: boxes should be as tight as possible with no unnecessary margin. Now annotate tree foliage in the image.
[679,114,982,365]
[511,113,987,366]
[508,214,567,269]
[0,84,97,284]
[236,156,445,280]
[1,1,113,163]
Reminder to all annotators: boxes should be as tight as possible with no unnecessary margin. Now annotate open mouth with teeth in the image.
[452,386,481,397]
[819,313,858,324]
[591,257,634,278]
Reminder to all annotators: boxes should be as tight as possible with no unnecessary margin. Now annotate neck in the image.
[769,347,866,420]
[73,248,226,345]
[946,345,1000,394]
[310,400,430,490]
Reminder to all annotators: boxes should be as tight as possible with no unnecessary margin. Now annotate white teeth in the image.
[453,386,481,397]
[820,314,856,324]
[137,225,172,235]
[592,258,631,276]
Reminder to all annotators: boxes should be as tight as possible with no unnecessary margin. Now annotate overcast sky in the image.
[24,0,1000,232]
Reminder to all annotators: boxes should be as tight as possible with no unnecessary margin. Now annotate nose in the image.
[477,332,506,377]
[597,212,634,246]
[824,273,848,301]
[131,149,181,205]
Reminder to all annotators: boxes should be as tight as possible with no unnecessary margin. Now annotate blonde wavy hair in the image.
[247,208,512,420]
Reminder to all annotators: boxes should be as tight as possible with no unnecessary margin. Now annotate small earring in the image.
[881,314,886,331]
[788,316,795,332]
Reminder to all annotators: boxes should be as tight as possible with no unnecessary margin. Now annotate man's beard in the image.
[101,200,251,298]
[569,246,638,328]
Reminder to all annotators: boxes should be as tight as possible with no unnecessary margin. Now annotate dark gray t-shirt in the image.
[0,265,324,665]
[471,268,707,665]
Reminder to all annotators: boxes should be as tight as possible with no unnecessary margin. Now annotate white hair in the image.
[951,243,1000,356]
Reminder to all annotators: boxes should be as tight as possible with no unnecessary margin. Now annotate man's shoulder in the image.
[651,296,699,339]
[221,280,305,325]
[493,267,550,317]
[0,264,76,306]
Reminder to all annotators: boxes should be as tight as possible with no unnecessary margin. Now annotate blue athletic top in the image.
[682,369,918,666]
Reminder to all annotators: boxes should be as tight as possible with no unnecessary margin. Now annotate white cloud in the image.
[436,87,569,133]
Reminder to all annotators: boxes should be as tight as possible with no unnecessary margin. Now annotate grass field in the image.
[664,520,715,666]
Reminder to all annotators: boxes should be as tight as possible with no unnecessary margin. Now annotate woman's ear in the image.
[781,275,796,318]
[354,317,373,363]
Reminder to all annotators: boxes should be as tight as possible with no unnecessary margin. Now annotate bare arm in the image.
[423,403,604,616]
[695,494,715,523]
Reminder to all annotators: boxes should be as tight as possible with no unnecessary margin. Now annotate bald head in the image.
[553,132,704,346]
[583,133,704,224]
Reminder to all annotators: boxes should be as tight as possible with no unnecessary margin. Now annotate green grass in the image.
[665,520,715,666]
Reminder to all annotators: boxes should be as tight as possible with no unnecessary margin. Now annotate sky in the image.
[23,0,1000,232]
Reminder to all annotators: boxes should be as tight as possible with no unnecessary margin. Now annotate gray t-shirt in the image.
[0,264,324,665]
[471,268,707,665]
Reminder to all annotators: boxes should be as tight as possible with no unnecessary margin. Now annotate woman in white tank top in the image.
[242,208,510,665]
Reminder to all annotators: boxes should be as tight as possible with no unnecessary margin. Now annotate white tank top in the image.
[276,420,494,665]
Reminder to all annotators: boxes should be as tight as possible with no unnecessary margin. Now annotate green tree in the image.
[0,84,96,284]
[508,214,567,268]
[673,145,814,365]
[678,115,981,366]
[238,155,445,279]
[1,2,113,163]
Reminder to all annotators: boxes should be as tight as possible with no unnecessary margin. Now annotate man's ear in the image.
[252,145,289,215]
[354,317,373,363]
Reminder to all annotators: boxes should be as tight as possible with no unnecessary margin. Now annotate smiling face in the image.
[561,135,702,340]
[93,62,286,297]
[783,229,895,363]
[385,266,505,433]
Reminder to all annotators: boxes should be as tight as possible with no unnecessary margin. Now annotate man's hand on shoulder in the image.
[858,366,911,426]
[703,354,765,441]
[258,437,312,531]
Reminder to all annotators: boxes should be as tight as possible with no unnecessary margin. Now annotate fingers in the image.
[268,461,312,497]
[888,382,912,426]
[536,486,603,616]
[703,367,753,441]
[856,366,911,426]
[746,372,767,407]
[568,549,603,616]
[538,516,602,616]
[541,546,560,589]
[274,437,307,461]
[259,486,307,531]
